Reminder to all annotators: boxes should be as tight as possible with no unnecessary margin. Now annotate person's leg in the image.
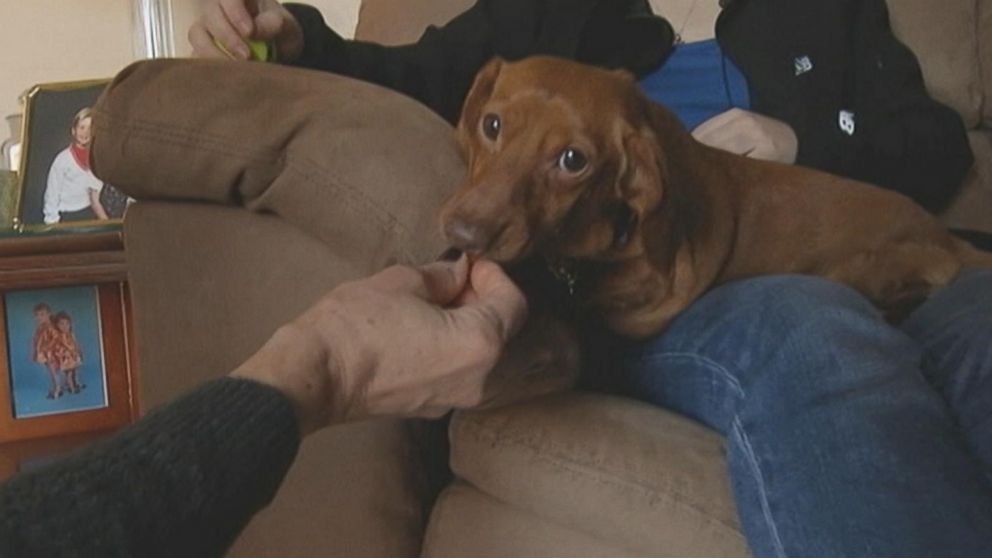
[45,364,60,399]
[58,206,97,223]
[900,268,992,470]
[615,275,992,558]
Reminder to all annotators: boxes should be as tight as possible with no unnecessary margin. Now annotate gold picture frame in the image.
[14,79,131,234]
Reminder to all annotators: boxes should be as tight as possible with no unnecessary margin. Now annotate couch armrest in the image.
[95,59,462,265]
[447,393,747,557]
[124,201,438,557]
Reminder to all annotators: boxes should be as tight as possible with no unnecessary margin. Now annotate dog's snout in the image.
[444,219,493,255]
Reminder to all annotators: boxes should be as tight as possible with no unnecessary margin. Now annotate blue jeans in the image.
[615,270,992,558]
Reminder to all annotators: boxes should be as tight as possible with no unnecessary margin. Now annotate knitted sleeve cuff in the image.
[0,378,302,557]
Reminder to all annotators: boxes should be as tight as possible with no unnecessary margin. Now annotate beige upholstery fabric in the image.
[422,482,651,558]
[93,59,462,266]
[980,0,992,126]
[355,0,474,45]
[446,394,749,557]
[885,0,982,128]
[943,131,992,233]
[125,203,434,557]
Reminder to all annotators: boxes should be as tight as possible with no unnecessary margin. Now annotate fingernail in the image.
[437,248,463,262]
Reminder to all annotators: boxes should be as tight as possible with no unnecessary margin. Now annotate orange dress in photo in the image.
[32,321,59,366]
[49,330,83,372]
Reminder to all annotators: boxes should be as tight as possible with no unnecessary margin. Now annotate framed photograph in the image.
[15,79,132,233]
[0,282,136,443]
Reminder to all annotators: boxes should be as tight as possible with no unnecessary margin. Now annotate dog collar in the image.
[547,256,581,297]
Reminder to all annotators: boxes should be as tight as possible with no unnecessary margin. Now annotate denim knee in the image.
[621,275,920,431]
[649,274,887,361]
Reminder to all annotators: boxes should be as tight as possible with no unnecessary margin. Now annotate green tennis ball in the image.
[212,38,275,62]
[247,40,275,62]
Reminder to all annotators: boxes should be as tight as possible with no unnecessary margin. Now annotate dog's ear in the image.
[457,58,504,147]
[616,126,665,222]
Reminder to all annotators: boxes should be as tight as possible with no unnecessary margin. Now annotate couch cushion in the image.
[885,0,982,128]
[355,0,473,45]
[940,130,992,234]
[422,482,651,558]
[125,203,435,557]
[448,393,749,557]
[93,59,463,267]
[981,0,992,126]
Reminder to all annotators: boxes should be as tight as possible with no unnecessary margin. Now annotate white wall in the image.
[0,0,134,128]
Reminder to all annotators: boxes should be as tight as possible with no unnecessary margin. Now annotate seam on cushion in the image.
[419,485,457,558]
[95,111,429,260]
[978,0,989,123]
[423,483,657,558]
[454,414,744,537]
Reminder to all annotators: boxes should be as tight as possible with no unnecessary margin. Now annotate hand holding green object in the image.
[212,38,276,62]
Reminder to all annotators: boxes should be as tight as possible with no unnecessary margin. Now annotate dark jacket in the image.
[285,0,972,212]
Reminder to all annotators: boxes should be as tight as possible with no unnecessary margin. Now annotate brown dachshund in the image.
[440,56,992,339]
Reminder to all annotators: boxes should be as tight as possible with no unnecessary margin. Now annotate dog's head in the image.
[440,56,673,264]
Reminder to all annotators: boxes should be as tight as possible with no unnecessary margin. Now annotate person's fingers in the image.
[458,260,528,341]
[205,2,250,59]
[253,10,284,41]
[219,0,255,36]
[369,257,470,305]
[188,23,231,58]
[415,255,471,304]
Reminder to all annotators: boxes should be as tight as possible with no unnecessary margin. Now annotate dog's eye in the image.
[482,114,501,140]
[558,148,588,173]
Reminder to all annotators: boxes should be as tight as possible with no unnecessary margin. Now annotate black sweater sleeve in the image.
[285,2,493,124]
[0,378,300,558]
[283,1,672,124]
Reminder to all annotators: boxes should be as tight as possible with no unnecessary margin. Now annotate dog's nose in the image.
[444,220,491,254]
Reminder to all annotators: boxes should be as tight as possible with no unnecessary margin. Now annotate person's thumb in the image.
[458,260,528,341]
[416,254,471,305]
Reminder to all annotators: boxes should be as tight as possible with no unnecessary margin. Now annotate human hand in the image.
[232,255,529,434]
[188,0,303,62]
[692,108,798,164]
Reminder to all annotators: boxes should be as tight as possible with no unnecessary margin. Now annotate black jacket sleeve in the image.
[720,0,972,213]
[0,379,300,558]
[841,0,973,212]
[284,0,673,124]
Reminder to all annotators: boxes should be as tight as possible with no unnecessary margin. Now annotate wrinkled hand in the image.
[692,108,798,164]
[233,256,529,434]
[189,0,303,62]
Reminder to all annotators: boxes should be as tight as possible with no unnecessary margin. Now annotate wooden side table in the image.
[0,228,138,480]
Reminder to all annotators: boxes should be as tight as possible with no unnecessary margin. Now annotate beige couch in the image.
[117,1,992,557]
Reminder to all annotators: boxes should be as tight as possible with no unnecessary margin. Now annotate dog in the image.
[439,56,992,340]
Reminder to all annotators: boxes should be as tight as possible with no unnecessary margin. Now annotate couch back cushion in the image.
[885,0,983,129]
[981,0,992,126]
[355,0,473,45]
